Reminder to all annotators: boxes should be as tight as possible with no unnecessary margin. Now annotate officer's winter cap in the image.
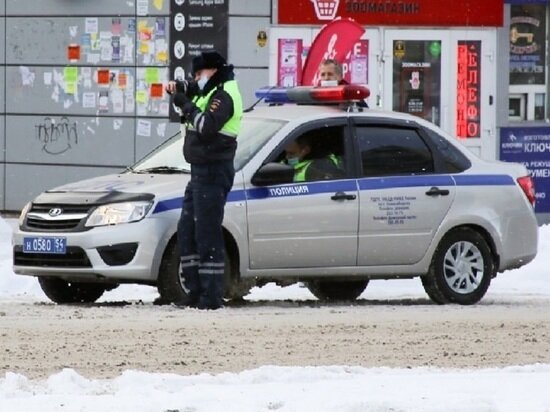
[192,51,226,75]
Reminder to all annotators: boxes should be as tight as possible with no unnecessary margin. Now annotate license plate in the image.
[23,237,67,254]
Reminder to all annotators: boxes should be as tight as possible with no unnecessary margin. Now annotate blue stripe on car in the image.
[152,174,516,214]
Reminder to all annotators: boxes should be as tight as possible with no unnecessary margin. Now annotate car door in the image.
[352,120,456,266]
[245,119,359,269]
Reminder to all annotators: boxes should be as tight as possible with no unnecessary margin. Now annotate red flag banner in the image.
[301,18,365,86]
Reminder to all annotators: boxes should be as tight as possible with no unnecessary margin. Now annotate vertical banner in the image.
[456,41,481,139]
[392,40,442,126]
[500,127,550,213]
[169,0,228,121]
[277,39,303,87]
[301,18,364,86]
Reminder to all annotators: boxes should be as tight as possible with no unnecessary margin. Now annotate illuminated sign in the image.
[456,41,481,139]
[278,0,503,27]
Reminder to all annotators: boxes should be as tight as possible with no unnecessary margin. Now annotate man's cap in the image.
[191,51,226,75]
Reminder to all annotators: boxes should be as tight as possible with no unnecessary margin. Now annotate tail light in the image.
[517,176,536,207]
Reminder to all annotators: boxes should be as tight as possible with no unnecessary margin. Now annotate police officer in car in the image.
[283,135,343,182]
[166,50,243,310]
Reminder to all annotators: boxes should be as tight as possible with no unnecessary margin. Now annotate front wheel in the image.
[38,277,107,304]
[156,239,252,304]
[422,228,494,305]
[306,279,368,301]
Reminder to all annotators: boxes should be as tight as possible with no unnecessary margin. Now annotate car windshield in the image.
[130,117,286,173]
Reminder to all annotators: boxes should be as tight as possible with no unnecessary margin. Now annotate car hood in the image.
[31,173,190,206]
[50,173,189,194]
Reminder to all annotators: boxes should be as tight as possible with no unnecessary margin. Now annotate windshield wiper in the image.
[133,166,190,174]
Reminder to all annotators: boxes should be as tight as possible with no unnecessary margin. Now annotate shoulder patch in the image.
[209,98,221,112]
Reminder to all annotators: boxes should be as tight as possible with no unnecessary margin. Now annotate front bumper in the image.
[12,215,176,283]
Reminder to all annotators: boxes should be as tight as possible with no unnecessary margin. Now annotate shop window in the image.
[508,4,548,122]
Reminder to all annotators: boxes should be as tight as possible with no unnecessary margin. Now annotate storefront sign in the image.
[169,0,228,121]
[456,41,481,139]
[278,0,503,27]
[500,127,550,213]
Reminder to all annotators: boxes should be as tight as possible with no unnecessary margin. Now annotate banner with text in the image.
[500,127,550,213]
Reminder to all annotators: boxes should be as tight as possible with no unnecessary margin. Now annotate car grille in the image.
[24,204,93,232]
[13,246,92,268]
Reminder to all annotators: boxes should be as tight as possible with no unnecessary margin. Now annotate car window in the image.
[235,118,287,170]
[422,127,472,173]
[131,117,286,173]
[356,126,434,177]
[275,125,348,182]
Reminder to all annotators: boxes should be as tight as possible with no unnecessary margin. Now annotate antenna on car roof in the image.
[243,85,279,113]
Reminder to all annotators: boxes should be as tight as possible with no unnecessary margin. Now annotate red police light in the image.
[310,84,370,102]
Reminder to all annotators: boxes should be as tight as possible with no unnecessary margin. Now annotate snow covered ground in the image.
[1,216,549,411]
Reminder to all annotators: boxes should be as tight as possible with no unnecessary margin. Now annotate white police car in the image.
[12,85,538,305]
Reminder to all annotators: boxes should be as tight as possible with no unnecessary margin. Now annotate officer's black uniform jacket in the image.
[177,67,238,164]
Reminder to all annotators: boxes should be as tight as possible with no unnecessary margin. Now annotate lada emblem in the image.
[48,208,63,217]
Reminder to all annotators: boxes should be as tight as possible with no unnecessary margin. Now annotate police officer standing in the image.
[166,50,243,310]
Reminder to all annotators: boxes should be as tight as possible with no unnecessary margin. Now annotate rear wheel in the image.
[156,239,252,304]
[38,277,107,304]
[422,228,494,305]
[306,279,368,301]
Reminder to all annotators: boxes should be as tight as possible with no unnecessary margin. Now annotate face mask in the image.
[287,156,300,167]
[320,80,338,87]
[197,74,209,90]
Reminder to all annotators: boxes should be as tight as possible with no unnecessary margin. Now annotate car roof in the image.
[244,104,422,124]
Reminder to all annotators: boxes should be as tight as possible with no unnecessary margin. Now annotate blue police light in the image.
[254,87,292,104]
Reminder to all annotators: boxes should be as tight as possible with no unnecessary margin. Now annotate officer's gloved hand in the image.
[173,92,196,119]
[175,79,199,99]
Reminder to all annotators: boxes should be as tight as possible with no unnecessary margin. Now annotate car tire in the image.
[156,239,252,304]
[306,280,368,301]
[423,228,494,305]
[38,277,107,304]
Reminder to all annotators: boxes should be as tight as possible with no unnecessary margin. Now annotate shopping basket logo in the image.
[310,0,340,20]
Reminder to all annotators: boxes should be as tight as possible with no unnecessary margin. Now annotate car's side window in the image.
[276,125,348,182]
[422,127,472,173]
[355,126,434,177]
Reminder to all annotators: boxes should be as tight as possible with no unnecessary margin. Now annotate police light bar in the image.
[255,85,370,104]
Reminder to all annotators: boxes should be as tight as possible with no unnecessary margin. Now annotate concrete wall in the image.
[0,0,271,211]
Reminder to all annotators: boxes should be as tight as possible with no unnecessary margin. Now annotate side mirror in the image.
[251,162,295,186]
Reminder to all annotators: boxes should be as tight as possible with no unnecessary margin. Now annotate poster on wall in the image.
[277,39,303,87]
[456,41,481,139]
[509,4,546,85]
[500,127,550,213]
[392,40,441,125]
[169,0,228,121]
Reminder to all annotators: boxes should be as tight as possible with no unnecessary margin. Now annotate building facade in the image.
[2,0,550,220]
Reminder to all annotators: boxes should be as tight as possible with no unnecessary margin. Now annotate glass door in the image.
[382,29,497,160]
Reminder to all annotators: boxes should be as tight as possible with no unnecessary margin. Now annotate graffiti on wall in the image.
[35,116,79,155]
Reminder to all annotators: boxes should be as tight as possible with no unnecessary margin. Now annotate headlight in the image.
[19,202,32,226]
[85,201,153,227]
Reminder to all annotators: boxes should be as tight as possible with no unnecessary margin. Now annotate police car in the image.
[12,85,538,305]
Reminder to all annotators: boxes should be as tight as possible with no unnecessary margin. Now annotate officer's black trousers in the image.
[177,160,235,308]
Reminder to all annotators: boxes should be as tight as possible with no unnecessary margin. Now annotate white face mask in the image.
[320,80,338,87]
[197,74,209,90]
[287,156,300,167]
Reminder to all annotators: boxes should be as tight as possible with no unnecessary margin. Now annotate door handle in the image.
[331,191,357,201]
[425,186,450,197]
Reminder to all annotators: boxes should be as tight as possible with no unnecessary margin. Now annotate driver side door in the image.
[245,119,359,269]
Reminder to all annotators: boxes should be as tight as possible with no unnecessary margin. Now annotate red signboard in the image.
[456,41,481,139]
[278,0,503,27]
